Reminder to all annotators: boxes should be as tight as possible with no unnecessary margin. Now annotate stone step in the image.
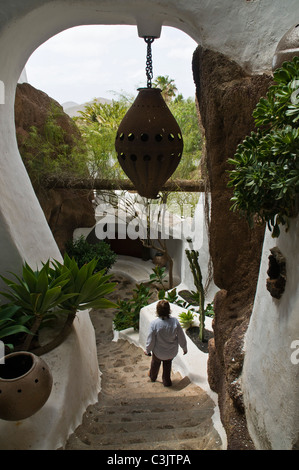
[79,409,213,435]
[86,392,213,414]
[99,385,200,400]
[65,433,220,451]
[66,418,219,450]
[64,391,220,451]
[64,276,223,451]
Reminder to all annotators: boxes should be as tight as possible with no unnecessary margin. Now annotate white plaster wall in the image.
[242,216,299,450]
[179,193,218,304]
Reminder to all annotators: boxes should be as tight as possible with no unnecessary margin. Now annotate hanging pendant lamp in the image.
[115,37,184,199]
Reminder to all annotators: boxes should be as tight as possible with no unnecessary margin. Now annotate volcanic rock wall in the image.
[15,83,95,253]
[192,47,273,449]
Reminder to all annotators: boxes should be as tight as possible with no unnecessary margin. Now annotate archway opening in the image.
[15,24,203,259]
[14,24,204,292]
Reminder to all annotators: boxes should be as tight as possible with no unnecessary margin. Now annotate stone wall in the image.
[192,46,273,449]
[15,83,96,253]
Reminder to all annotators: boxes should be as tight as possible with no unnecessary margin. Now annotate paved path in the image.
[64,274,223,450]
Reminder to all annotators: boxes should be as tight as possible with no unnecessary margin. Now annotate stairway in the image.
[64,274,223,451]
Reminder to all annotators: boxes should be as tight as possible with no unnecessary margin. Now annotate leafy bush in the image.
[228,58,299,237]
[113,284,152,331]
[65,236,116,273]
[75,98,130,180]
[19,104,89,189]
[205,302,214,318]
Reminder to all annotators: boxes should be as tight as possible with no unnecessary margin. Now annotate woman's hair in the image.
[156,300,171,319]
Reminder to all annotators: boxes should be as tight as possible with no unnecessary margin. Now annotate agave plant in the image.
[31,254,117,355]
[0,260,76,351]
[0,304,31,351]
[0,255,117,354]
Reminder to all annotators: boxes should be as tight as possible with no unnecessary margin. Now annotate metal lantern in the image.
[115,37,184,199]
[272,23,299,70]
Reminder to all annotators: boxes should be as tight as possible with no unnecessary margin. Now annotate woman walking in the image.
[144,300,187,387]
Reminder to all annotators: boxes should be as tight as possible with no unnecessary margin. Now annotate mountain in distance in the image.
[62,97,112,118]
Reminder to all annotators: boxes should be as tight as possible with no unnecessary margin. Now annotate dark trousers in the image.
[149,353,173,386]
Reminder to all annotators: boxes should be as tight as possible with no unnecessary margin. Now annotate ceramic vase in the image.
[0,351,53,421]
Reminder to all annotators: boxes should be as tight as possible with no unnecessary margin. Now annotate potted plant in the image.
[33,254,117,355]
[0,259,78,353]
[0,254,117,355]
[0,304,31,354]
[0,254,117,420]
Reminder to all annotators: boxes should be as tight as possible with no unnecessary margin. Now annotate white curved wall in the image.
[242,217,299,450]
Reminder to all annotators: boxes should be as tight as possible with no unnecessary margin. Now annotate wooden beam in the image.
[44,178,205,192]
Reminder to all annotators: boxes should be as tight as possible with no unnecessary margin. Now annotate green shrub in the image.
[113,284,152,331]
[19,104,89,189]
[228,58,299,237]
[65,236,116,273]
[178,311,195,329]
[205,302,214,318]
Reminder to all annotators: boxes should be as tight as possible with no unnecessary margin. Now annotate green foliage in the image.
[178,311,195,329]
[148,265,167,289]
[0,255,116,352]
[153,75,178,104]
[0,304,31,350]
[19,104,89,188]
[228,58,299,237]
[159,287,186,307]
[75,98,130,180]
[50,254,117,312]
[169,96,202,180]
[0,260,75,322]
[205,302,214,318]
[65,236,116,273]
[113,283,152,331]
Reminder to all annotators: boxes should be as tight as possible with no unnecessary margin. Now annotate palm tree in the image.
[153,75,178,104]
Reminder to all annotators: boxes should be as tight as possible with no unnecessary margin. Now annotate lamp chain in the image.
[144,37,155,88]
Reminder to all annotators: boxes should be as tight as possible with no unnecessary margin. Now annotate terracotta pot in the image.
[0,351,53,421]
[153,252,167,267]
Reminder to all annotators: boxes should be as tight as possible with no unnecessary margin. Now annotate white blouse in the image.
[145,316,187,360]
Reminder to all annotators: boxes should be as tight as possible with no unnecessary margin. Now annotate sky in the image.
[24,25,198,106]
